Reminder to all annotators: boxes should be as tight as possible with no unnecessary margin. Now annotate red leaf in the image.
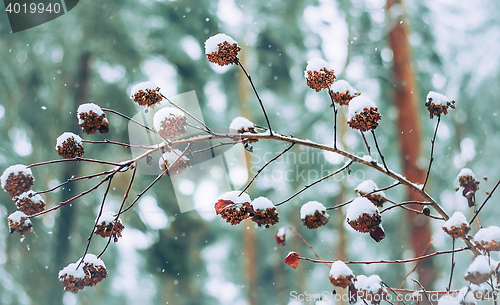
[370,226,385,242]
[214,200,233,215]
[285,251,300,269]
[276,227,286,246]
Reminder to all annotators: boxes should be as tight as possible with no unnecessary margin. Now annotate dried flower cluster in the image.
[14,190,45,215]
[205,34,241,66]
[304,58,336,92]
[130,82,163,108]
[94,212,124,242]
[153,107,188,139]
[8,211,32,234]
[1,164,35,197]
[348,108,382,132]
[425,91,456,119]
[300,201,330,229]
[77,103,109,134]
[59,254,107,293]
[159,149,190,176]
[56,132,85,159]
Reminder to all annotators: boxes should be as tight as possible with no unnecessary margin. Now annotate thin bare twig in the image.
[28,169,120,218]
[98,166,137,258]
[447,238,455,291]
[237,61,273,136]
[160,94,212,133]
[360,131,371,155]
[470,178,500,225]
[289,227,330,268]
[325,199,353,211]
[400,242,433,288]
[296,247,468,265]
[383,282,407,305]
[422,115,440,191]
[371,130,389,172]
[36,169,115,194]
[78,177,113,269]
[28,157,125,168]
[381,201,433,214]
[239,143,295,196]
[275,161,353,206]
[327,88,338,149]
[83,139,154,149]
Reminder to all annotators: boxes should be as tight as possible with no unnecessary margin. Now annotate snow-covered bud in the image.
[300,201,329,229]
[250,197,279,228]
[355,274,388,305]
[158,149,190,176]
[14,190,45,215]
[425,91,455,119]
[59,254,107,293]
[354,180,387,207]
[346,197,385,242]
[94,211,124,242]
[329,80,359,106]
[329,260,354,289]
[56,132,84,159]
[153,107,187,139]
[130,81,163,108]
[464,255,497,284]
[8,211,32,234]
[304,58,336,92]
[205,33,241,66]
[347,96,382,132]
[474,226,500,252]
[214,191,254,225]
[1,164,34,197]
[77,103,109,134]
[442,211,470,238]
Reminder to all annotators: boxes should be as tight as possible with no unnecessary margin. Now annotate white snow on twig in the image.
[16,190,44,203]
[465,255,497,276]
[347,95,377,120]
[457,168,475,179]
[159,149,189,170]
[474,226,500,244]
[329,260,353,278]
[229,117,254,131]
[346,197,378,221]
[355,180,385,197]
[304,58,330,79]
[130,81,158,96]
[252,197,274,210]
[1,164,33,189]
[205,33,236,54]
[330,80,357,94]
[427,91,451,106]
[77,103,105,124]
[8,211,30,226]
[218,190,251,204]
[300,201,327,219]
[153,107,185,131]
[443,211,467,230]
[55,132,82,150]
[97,211,118,223]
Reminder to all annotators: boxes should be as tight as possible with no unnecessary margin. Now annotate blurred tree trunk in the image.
[386,0,436,290]
[49,52,90,304]
[239,50,258,305]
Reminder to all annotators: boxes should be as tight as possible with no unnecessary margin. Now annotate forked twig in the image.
[275,161,353,206]
[239,143,295,196]
[237,61,273,136]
